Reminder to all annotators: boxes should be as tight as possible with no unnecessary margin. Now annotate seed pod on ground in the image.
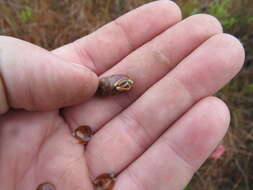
[72,125,93,145]
[93,173,116,190]
[37,183,56,190]
[96,75,134,97]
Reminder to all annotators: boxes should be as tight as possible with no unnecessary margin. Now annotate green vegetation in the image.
[19,5,33,22]
[207,0,237,29]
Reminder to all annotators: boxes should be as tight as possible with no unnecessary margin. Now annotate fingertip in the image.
[201,96,231,132]
[157,0,182,21]
[211,33,245,72]
[36,62,99,111]
[186,14,223,36]
[70,63,99,101]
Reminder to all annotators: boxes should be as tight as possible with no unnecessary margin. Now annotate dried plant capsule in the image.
[72,125,93,145]
[96,75,134,97]
[93,173,116,190]
[37,183,56,190]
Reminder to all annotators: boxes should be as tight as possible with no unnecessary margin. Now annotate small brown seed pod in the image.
[93,174,116,190]
[37,183,56,190]
[72,125,93,145]
[96,75,134,97]
[93,173,116,190]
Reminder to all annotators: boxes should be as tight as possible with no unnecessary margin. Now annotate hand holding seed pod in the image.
[96,75,134,97]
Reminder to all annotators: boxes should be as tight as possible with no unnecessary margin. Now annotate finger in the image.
[52,0,182,73]
[63,14,223,131]
[86,34,244,176]
[0,36,98,113]
[115,97,230,190]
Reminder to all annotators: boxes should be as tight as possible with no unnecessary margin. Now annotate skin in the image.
[0,1,245,190]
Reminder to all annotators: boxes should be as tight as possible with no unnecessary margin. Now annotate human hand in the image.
[0,1,245,190]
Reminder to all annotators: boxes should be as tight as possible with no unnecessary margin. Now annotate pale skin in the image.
[0,1,245,190]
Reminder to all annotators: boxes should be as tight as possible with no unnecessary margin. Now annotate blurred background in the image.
[0,0,252,189]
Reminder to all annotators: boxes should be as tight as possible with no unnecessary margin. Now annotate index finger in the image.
[52,0,182,74]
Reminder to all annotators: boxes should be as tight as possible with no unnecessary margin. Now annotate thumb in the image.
[0,36,98,113]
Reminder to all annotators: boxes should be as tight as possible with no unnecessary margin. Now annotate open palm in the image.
[0,1,245,190]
